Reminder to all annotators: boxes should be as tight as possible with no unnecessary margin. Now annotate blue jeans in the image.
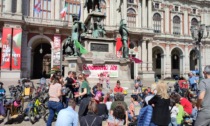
[169,117,177,126]
[47,101,63,126]
[127,111,132,121]
[190,83,197,91]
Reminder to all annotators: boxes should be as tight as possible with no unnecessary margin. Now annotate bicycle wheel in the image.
[28,107,37,124]
[39,105,46,117]
[6,109,11,121]
[43,112,49,123]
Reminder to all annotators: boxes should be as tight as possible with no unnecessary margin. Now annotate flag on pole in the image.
[60,2,68,18]
[34,0,41,13]
[75,40,88,54]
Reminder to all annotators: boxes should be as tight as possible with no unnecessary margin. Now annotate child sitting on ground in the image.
[128,95,140,121]
[94,87,103,103]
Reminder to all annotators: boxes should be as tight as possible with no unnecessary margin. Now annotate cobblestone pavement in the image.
[0,78,176,126]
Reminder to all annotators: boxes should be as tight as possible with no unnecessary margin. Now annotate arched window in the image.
[128,0,134,3]
[34,0,52,19]
[191,18,198,26]
[153,13,161,33]
[173,16,181,35]
[127,8,136,27]
[65,0,80,22]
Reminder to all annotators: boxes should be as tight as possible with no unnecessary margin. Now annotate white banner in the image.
[83,64,119,78]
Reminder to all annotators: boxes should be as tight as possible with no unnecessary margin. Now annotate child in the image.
[94,87,103,103]
[169,99,179,126]
[191,100,198,126]
[0,82,6,119]
[99,73,104,88]
[109,89,114,101]
[106,74,110,89]
[176,103,185,126]
[128,95,140,121]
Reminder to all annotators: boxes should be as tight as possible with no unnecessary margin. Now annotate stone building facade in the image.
[0,0,210,79]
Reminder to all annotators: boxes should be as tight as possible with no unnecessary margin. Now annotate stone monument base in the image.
[138,71,155,79]
[63,57,133,87]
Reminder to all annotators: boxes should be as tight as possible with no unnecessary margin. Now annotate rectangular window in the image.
[175,6,179,11]
[155,3,159,9]
[193,9,196,14]
[65,1,80,22]
[33,0,51,19]
[128,0,134,3]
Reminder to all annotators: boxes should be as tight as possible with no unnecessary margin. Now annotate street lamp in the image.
[190,22,210,81]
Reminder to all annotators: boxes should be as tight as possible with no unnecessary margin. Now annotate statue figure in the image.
[84,0,106,13]
[98,23,106,37]
[92,22,100,38]
[64,14,87,56]
[64,36,74,56]
[119,19,129,58]
[117,0,123,12]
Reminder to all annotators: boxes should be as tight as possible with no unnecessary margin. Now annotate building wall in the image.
[0,0,210,79]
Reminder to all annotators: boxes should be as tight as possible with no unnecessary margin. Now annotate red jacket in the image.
[180,98,192,115]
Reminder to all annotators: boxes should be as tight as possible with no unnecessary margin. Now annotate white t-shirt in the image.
[106,101,112,110]
[170,106,179,118]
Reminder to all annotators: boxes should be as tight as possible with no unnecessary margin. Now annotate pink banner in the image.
[53,35,61,66]
[1,28,12,70]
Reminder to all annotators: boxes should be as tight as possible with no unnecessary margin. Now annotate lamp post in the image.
[190,22,210,81]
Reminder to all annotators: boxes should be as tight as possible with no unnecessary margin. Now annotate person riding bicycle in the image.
[0,82,6,119]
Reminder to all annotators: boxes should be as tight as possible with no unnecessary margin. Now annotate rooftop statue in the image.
[84,0,106,13]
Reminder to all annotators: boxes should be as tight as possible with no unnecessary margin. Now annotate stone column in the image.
[161,54,166,79]
[30,0,34,16]
[141,40,147,71]
[81,0,85,22]
[185,44,190,77]
[148,0,152,29]
[180,55,185,77]
[16,0,22,14]
[165,43,171,77]
[5,0,12,13]
[122,0,127,21]
[138,40,142,71]
[141,0,146,28]
[55,0,61,20]
[138,2,142,28]
[165,7,170,34]
[148,41,153,71]
[51,0,55,19]
[21,31,28,78]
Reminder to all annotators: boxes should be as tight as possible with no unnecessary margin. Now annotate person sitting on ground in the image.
[91,83,101,96]
[110,93,128,115]
[114,80,124,94]
[178,77,189,89]
[80,99,102,126]
[107,105,128,126]
[169,99,179,126]
[105,96,113,111]
[128,95,140,121]
[94,87,103,104]
[132,83,141,95]
[55,99,78,126]
[134,76,142,87]
[188,72,197,91]
[171,92,192,115]
[0,82,6,119]
[97,97,108,120]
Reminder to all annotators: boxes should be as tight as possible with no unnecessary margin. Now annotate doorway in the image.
[32,43,51,79]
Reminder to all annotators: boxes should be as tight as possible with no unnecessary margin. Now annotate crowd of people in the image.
[1,65,210,126]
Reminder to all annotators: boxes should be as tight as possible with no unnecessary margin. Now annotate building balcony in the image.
[24,16,71,28]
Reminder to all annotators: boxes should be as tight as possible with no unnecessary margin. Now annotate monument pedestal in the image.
[138,71,155,79]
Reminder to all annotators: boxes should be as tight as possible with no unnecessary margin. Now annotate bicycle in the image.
[28,95,46,124]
